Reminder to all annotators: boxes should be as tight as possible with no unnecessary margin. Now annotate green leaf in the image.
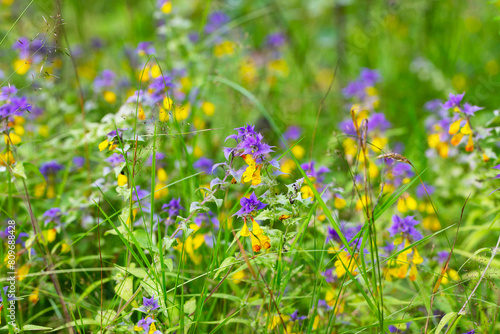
[95,310,117,327]
[0,324,53,331]
[214,256,238,279]
[115,264,148,279]
[12,162,26,179]
[22,162,45,181]
[133,229,157,252]
[49,319,99,332]
[435,312,456,334]
[114,276,133,301]
[183,297,196,314]
[22,324,54,330]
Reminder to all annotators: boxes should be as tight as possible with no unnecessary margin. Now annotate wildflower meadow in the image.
[2,0,500,333]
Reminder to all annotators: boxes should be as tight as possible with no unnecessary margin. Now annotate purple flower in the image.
[234,192,267,217]
[91,38,104,49]
[442,92,465,109]
[140,294,160,313]
[424,99,443,111]
[342,68,381,99]
[339,120,357,136]
[137,317,155,332]
[265,32,286,49]
[436,251,449,264]
[392,163,414,178]
[368,113,391,132]
[162,198,184,217]
[462,103,483,116]
[73,156,85,169]
[322,268,336,283]
[136,42,156,56]
[289,310,307,323]
[12,37,30,59]
[0,286,14,302]
[461,330,475,334]
[416,183,435,198]
[106,153,125,167]
[105,128,129,146]
[93,70,115,90]
[283,126,302,141]
[132,187,150,202]
[224,124,274,162]
[42,208,63,226]
[193,157,214,174]
[389,215,422,240]
[186,31,199,43]
[300,161,330,183]
[204,11,229,34]
[146,152,166,166]
[326,222,361,245]
[10,96,31,113]
[194,211,219,229]
[40,161,64,177]
[0,85,17,101]
[342,80,366,99]
[388,322,410,333]
[360,68,381,86]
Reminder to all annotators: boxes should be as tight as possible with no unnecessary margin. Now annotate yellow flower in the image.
[180,77,191,92]
[427,133,440,148]
[280,159,295,175]
[241,155,262,185]
[174,234,204,264]
[301,185,314,199]
[423,215,440,231]
[159,108,169,122]
[449,119,462,135]
[61,243,71,253]
[441,269,459,284]
[334,195,346,209]
[99,139,116,151]
[154,183,168,199]
[117,174,128,186]
[103,90,117,104]
[240,218,270,252]
[137,106,146,120]
[335,251,358,278]
[291,145,305,160]
[450,133,464,146]
[4,132,21,145]
[156,168,167,182]
[173,103,190,121]
[43,229,57,243]
[409,264,418,281]
[17,264,30,281]
[39,125,50,137]
[239,58,257,85]
[161,1,172,13]
[231,270,245,284]
[465,134,474,152]
[193,146,204,158]
[29,287,39,304]
[0,151,15,166]
[240,221,250,237]
[150,65,162,78]
[201,102,215,116]
[267,59,289,77]
[13,58,30,75]
[163,97,173,110]
[214,41,235,57]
